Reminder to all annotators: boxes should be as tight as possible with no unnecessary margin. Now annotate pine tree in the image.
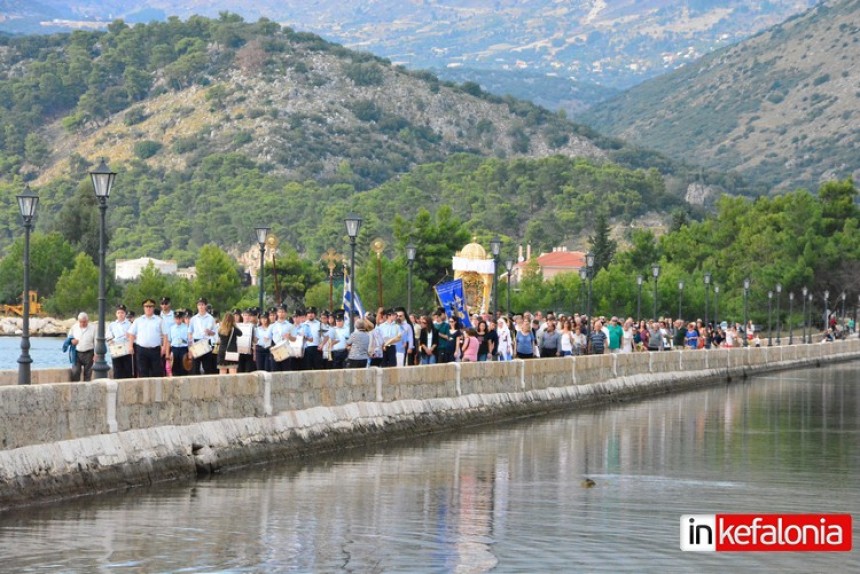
[588,212,617,272]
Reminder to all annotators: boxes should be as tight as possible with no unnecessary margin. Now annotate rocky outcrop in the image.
[0,317,77,337]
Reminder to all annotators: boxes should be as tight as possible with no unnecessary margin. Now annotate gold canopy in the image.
[453,239,494,315]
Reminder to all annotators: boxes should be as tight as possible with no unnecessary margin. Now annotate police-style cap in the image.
[142,298,156,306]
[276,304,287,311]
[174,310,186,318]
[160,297,171,305]
[116,304,127,312]
[197,297,208,305]
[307,306,317,314]
[245,307,258,316]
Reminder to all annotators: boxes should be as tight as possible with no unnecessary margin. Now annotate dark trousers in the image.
[331,349,348,370]
[347,358,367,369]
[111,353,134,380]
[170,346,188,377]
[255,346,271,372]
[381,345,397,367]
[71,349,94,381]
[238,353,255,373]
[192,347,217,375]
[135,345,164,378]
[302,346,321,370]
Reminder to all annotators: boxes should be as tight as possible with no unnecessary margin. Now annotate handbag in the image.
[224,329,239,362]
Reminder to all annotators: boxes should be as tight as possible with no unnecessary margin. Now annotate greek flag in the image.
[343,272,365,322]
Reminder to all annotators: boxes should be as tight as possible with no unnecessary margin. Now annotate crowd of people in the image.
[64,296,853,381]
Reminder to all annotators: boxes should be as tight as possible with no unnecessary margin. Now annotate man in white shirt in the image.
[108,304,133,379]
[68,312,97,381]
[188,297,217,375]
[128,298,167,378]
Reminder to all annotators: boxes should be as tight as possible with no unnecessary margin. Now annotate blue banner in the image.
[435,279,473,328]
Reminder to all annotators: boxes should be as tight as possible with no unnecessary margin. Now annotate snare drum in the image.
[271,340,290,362]
[189,339,212,358]
[109,342,129,358]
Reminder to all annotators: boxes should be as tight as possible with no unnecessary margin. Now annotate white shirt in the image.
[128,314,165,348]
[189,313,216,342]
[69,322,96,352]
[108,319,131,344]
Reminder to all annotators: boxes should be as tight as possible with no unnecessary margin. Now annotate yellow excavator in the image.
[2,291,44,317]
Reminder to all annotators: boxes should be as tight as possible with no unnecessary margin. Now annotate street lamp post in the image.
[90,159,116,380]
[579,267,587,315]
[743,278,750,346]
[505,259,514,316]
[586,251,595,318]
[840,291,846,329]
[767,290,773,347]
[651,263,661,321]
[788,291,794,345]
[801,286,808,344]
[16,185,39,386]
[775,283,782,345]
[807,292,814,343]
[823,290,830,334]
[636,275,643,320]
[677,280,684,320]
[490,236,501,317]
[255,226,270,312]
[406,243,416,316]
[344,213,362,334]
[703,272,712,326]
[713,285,720,327]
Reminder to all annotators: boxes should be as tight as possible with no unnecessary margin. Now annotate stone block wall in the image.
[459,361,520,395]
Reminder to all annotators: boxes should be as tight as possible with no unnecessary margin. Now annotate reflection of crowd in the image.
[66,297,852,381]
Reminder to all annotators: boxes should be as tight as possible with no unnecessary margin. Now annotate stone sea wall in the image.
[0,316,76,337]
[0,340,858,510]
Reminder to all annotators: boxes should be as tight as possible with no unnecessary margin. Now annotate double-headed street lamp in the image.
[490,236,501,317]
[406,243,416,316]
[677,280,684,320]
[703,272,712,325]
[651,263,661,321]
[90,159,116,380]
[16,185,39,386]
[788,291,794,345]
[344,213,362,334]
[254,226,270,312]
[743,278,750,345]
[636,275,643,320]
[775,283,782,345]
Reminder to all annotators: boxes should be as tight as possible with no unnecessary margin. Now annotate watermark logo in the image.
[680,514,852,552]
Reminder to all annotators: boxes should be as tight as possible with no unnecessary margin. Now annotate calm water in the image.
[0,336,72,370]
[0,363,857,572]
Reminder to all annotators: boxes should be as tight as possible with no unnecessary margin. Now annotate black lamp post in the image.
[807,292,814,343]
[677,280,684,320]
[586,251,594,318]
[801,286,808,344]
[505,259,514,316]
[823,290,830,333]
[703,272,712,326]
[743,278,750,346]
[16,185,39,386]
[490,236,501,317]
[651,263,660,321]
[767,290,773,346]
[840,291,846,328]
[406,242,416,316]
[579,267,587,316]
[775,283,782,345]
[344,213,362,333]
[90,158,116,380]
[254,226,270,312]
[714,285,720,327]
[636,275,643,320]
[788,291,794,345]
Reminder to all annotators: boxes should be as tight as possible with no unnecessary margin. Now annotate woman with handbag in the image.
[217,312,240,375]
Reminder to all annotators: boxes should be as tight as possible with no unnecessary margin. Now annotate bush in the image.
[124,106,148,126]
[134,140,162,159]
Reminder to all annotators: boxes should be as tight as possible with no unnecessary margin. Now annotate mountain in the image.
[0,16,724,265]
[0,1,816,105]
[580,0,860,192]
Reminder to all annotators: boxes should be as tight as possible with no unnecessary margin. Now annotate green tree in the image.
[194,244,243,313]
[588,211,617,272]
[120,261,169,309]
[48,252,99,315]
[52,181,112,262]
[0,232,77,302]
[392,205,470,288]
[264,247,326,309]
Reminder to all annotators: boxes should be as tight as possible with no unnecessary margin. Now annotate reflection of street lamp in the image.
[16,185,38,386]
[651,263,661,321]
[775,283,782,345]
[490,236,501,317]
[703,272,712,325]
[505,259,514,316]
[767,290,773,346]
[714,285,720,326]
[406,243,416,315]
[743,278,750,346]
[801,286,808,344]
[677,280,684,320]
[586,251,595,318]
[255,226,270,312]
[788,291,794,345]
[90,158,116,381]
[637,275,643,320]
[344,213,362,334]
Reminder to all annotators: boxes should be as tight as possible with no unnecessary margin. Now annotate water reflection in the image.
[0,363,858,572]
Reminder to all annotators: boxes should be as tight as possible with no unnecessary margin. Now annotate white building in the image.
[115,257,178,281]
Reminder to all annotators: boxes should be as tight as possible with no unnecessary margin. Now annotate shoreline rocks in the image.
[0,317,77,337]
